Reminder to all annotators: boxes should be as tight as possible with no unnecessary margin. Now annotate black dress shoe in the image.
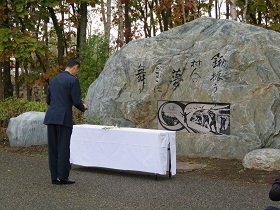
[53,178,75,185]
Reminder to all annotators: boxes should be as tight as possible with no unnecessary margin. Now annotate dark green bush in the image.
[0,97,48,127]
[0,97,48,141]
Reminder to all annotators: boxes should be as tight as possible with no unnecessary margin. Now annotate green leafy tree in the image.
[78,34,112,96]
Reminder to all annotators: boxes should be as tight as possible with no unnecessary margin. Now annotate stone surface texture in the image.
[7,112,47,147]
[242,149,280,171]
[85,17,280,159]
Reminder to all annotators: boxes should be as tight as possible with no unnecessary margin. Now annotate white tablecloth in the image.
[70,124,176,176]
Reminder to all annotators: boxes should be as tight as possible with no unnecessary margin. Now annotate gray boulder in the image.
[242,149,280,171]
[85,17,280,159]
[7,112,47,147]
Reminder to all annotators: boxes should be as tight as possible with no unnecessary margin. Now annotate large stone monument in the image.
[85,17,280,159]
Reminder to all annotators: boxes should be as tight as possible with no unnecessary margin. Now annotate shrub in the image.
[0,97,99,142]
[0,97,48,141]
[0,97,48,127]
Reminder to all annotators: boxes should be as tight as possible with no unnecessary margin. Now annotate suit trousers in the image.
[47,124,73,180]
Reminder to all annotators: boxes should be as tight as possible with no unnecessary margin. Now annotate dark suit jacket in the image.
[44,71,85,128]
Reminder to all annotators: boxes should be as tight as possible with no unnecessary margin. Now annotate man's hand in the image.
[83,103,88,110]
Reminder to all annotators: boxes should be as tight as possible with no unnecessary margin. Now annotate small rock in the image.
[6,112,47,147]
[242,149,280,171]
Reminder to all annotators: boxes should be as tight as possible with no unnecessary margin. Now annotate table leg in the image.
[168,143,172,178]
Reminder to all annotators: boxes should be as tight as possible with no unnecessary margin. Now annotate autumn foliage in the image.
[0,0,279,101]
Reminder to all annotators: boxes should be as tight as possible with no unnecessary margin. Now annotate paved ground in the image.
[0,151,280,210]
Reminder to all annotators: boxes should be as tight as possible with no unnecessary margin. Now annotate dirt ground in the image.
[0,139,279,185]
[177,155,279,185]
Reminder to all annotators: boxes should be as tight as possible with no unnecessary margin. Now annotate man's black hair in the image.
[66,58,81,68]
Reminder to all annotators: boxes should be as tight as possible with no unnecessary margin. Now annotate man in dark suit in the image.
[44,58,87,185]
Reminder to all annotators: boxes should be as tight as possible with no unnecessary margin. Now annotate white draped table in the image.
[70,124,176,176]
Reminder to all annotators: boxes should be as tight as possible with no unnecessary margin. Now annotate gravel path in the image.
[0,151,279,210]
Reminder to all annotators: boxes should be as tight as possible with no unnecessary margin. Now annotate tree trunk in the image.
[60,2,68,56]
[139,0,150,38]
[15,61,19,98]
[23,65,32,101]
[77,21,81,53]
[44,83,48,95]
[0,63,3,101]
[154,0,163,32]
[101,0,106,31]
[161,2,170,32]
[149,0,156,36]
[144,0,151,37]
[215,0,218,19]
[218,0,223,19]
[44,18,49,94]
[230,0,237,20]
[167,7,172,28]
[27,87,32,101]
[243,0,248,22]
[143,1,152,36]
[3,61,13,99]
[124,0,131,43]
[79,2,88,55]
[161,11,168,31]
[197,0,201,15]
[106,0,112,44]
[265,0,268,28]
[257,11,262,25]
[226,1,230,19]
[208,0,213,17]
[117,0,125,45]
[43,17,49,46]
[182,0,186,23]
[3,1,13,99]
[101,0,111,48]
[48,7,64,69]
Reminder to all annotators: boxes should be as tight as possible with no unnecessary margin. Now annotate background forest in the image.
[0,0,280,100]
